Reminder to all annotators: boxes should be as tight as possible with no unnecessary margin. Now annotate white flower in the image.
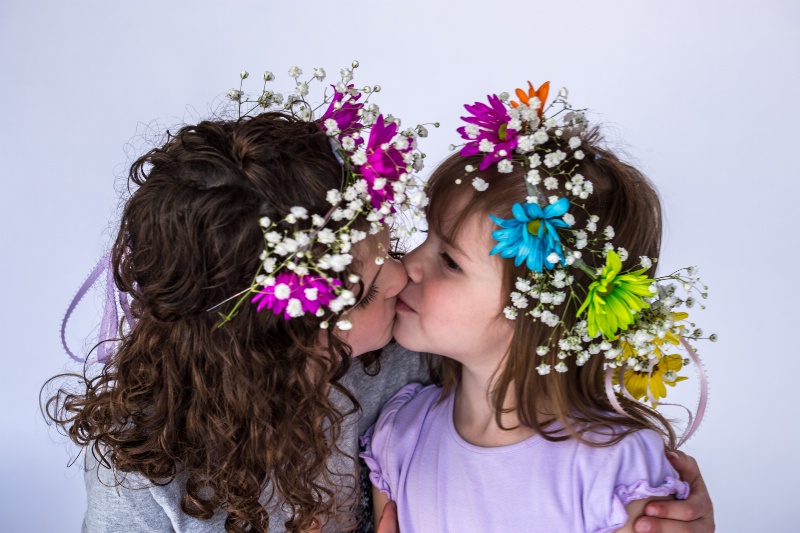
[350,230,367,243]
[472,177,489,191]
[319,253,352,272]
[568,136,581,149]
[617,247,629,262]
[532,130,549,145]
[540,310,560,327]
[288,66,303,78]
[544,150,567,168]
[603,225,615,239]
[586,220,597,233]
[351,152,367,166]
[265,231,282,244]
[546,252,561,265]
[497,160,513,173]
[536,363,552,375]
[526,169,541,185]
[515,277,532,292]
[543,177,559,190]
[259,216,272,228]
[640,256,653,269]
[290,206,308,220]
[416,125,429,137]
[529,154,542,167]
[478,138,495,153]
[263,71,275,81]
[464,164,475,173]
[274,283,291,300]
[314,68,326,81]
[336,319,353,331]
[464,124,480,139]
[517,135,535,153]
[511,292,529,309]
[340,68,353,83]
[508,118,522,130]
[326,189,342,205]
[503,306,517,320]
[261,258,277,274]
[324,118,340,136]
[340,136,356,151]
[555,362,569,373]
[226,89,244,102]
[303,287,319,301]
[574,150,585,160]
[562,213,575,226]
[317,228,336,244]
[536,346,549,356]
[286,299,304,317]
[296,82,309,97]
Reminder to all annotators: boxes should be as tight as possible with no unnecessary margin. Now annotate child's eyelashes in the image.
[439,251,461,272]
[354,283,379,309]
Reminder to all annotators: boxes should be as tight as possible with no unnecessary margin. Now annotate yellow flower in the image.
[614,352,688,406]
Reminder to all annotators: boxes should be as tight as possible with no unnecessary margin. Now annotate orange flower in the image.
[510,81,550,116]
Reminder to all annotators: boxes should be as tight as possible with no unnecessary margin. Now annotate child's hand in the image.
[633,451,714,533]
[375,500,399,533]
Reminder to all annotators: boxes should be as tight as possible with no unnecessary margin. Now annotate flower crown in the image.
[214,62,434,329]
[454,82,714,432]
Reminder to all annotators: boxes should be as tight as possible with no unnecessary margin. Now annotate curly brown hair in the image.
[426,127,676,450]
[44,112,374,532]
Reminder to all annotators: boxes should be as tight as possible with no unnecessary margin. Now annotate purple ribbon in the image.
[61,252,135,363]
[604,338,709,448]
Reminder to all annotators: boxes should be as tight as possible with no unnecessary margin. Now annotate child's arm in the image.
[615,496,675,533]
[372,485,395,532]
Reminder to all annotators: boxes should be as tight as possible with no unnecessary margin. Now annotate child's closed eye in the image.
[439,252,461,272]
[354,283,379,309]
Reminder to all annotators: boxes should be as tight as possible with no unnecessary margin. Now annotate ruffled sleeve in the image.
[359,382,429,500]
[581,429,691,533]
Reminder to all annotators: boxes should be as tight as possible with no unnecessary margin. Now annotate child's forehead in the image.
[428,193,495,248]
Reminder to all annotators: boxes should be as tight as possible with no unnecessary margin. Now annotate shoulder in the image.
[83,453,176,532]
[370,382,442,441]
[359,383,442,499]
[577,429,690,533]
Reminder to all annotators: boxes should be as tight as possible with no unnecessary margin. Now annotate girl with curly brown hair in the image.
[44,110,429,533]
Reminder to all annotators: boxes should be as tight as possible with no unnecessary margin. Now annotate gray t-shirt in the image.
[82,344,429,532]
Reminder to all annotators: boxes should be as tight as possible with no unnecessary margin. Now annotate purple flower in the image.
[458,94,518,171]
[319,85,364,145]
[358,115,412,208]
[251,271,341,319]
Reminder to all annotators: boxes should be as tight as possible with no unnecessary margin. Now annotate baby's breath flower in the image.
[472,177,489,191]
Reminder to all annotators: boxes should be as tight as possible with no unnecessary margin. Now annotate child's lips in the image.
[396,296,415,313]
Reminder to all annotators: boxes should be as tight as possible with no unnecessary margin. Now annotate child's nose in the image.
[400,245,423,284]
[384,256,408,298]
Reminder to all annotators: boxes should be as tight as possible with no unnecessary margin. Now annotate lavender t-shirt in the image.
[360,383,689,533]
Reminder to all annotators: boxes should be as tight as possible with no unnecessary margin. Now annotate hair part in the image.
[426,126,676,450]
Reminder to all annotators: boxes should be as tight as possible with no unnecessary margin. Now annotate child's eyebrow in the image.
[438,232,466,256]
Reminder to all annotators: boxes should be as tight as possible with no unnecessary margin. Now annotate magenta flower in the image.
[458,94,518,171]
[358,115,412,208]
[319,85,364,144]
[251,271,341,319]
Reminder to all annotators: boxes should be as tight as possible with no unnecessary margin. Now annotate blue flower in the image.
[489,198,572,272]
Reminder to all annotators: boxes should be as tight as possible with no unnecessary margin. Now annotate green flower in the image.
[577,251,655,339]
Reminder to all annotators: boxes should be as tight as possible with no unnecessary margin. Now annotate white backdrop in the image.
[1,1,798,531]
